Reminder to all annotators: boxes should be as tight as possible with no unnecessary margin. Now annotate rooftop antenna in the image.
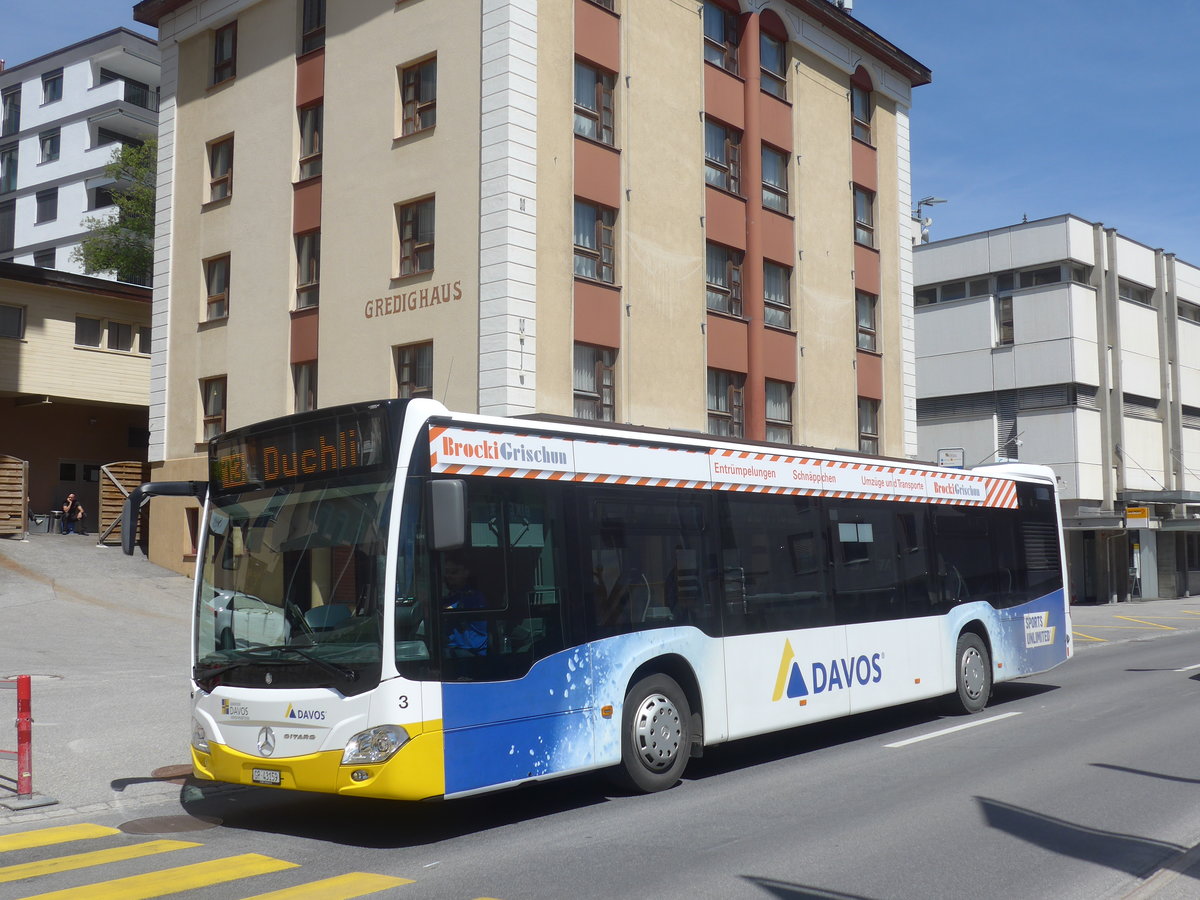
[913,196,947,243]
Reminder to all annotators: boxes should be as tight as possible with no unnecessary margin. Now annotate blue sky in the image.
[8,1,1198,261]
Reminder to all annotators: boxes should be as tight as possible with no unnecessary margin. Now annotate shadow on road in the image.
[977,795,1188,879]
[742,876,875,899]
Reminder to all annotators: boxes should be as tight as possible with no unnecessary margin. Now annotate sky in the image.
[6,1,1199,261]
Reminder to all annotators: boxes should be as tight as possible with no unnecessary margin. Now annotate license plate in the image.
[251,768,281,785]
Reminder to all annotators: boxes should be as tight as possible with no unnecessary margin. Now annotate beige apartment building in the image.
[131,0,930,573]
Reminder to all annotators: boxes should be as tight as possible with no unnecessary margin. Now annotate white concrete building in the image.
[915,214,1200,603]
[0,29,159,281]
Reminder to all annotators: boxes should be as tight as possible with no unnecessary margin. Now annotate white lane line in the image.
[884,711,1022,748]
[1173,663,1200,672]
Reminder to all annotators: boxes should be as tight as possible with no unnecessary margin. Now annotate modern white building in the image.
[915,214,1200,603]
[0,29,159,281]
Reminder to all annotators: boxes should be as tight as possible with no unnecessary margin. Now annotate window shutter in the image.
[599,79,615,145]
[728,138,741,195]
[730,380,745,436]
[400,206,415,274]
[599,214,615,282]
[402,67,417,134]
[729,257,743,317]
[599,353,615,421]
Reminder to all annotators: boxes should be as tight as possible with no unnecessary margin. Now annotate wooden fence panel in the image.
[98,461,148,546]
[0,456,28,536]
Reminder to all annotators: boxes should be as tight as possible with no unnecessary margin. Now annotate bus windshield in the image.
[194,474,392,694]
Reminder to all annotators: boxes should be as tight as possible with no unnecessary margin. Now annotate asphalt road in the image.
[3,625,1200,898]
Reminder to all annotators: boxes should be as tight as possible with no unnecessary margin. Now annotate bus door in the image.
[719,495,847,737]
[432,478,588,795]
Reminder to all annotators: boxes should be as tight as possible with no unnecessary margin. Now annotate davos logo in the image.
[1024,612,1056,648]
[284,704,326,721]
[221,699,250,718]
[772,640,883,702]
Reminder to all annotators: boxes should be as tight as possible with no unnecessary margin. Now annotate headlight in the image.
[341,725,410,765]
[192,719,210,753]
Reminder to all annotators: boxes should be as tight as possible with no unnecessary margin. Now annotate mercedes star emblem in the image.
[257,726,276,757]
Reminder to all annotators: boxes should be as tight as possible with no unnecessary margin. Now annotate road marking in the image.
[240,872,416,899]
[1072,631,1106,642]
[0,840,199,883]
[1114,616,1176,630]
[0,825,120,853]
[1174,663,1200,672]
[884,712,1021,748]
[13,853,297,900]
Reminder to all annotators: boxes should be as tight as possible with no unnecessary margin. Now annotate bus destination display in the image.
[211,411,387,491]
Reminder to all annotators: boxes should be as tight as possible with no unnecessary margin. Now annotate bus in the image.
[124,398,1071,799]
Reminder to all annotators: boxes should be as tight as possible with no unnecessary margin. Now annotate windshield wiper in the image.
[245,644,360,682]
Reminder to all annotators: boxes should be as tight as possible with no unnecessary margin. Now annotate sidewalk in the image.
[0,530,195,823]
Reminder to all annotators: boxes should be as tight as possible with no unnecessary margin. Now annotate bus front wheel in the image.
[616,674,691,793]
[951,632,991,714]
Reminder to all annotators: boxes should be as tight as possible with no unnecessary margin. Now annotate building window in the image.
[396,197,435,276]
[0,144,17,193]
[298,104,322,178]
[851,84,872,143]
[75,316,102,347]
[395,342,433,399]
[586,0,615,8]
[573,343,616,421]
[706,243,743,317]
[35,188,58,223]
[96,127,140,149]
[205,255,230,320]
[108,321,134,352]
[996,296,1014,346]
[574,60,615,145]
[138,325,151,354]
[296,230,320,308]
[707,368,745,438]
[1180,300,1200,324]
[34,248,55,268]
[0,201,12,253]
[1,87,19,136]
[208,137,233,201]
[293,361,317,412]
[39,128,60,163]
[856,290,877,351]
[202,377,227,441]
[1119,279,1153,306]
[212,22,238,85]
[765,380,793,444]
[704,119,741,194]
[88,185,115,209]
[858,397,879,454]
[300,0,325,53]
[0,304,24,339]
[1018,266,1061,289]
[400,57,437,135]
[573,199,615,283]
[764,261,791,329]
[761,145,788,213]
[42,69,63,104]
[760,31,787,100]
[853,186,874,247]
[702,1,739,74]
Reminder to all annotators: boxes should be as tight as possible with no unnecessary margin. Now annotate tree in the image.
[73,138,157,285]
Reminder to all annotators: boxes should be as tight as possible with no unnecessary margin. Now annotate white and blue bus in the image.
[126,398,1071,798]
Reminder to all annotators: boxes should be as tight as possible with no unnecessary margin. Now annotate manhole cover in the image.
[119,815,223,834]
[151,765,193,784]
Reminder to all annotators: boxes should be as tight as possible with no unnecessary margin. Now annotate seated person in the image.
[442,554,488,656]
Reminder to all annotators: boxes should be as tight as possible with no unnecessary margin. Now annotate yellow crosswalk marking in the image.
[1072,630,1105,642]
[14,853,298,900]
[0,840,199,884]
[0,825,120,853]
[239,872,415,899]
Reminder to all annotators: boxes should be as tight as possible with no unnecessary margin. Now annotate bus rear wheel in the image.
[616,674,691,793]
[951,632,991,714]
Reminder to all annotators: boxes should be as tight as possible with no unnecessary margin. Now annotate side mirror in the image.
[428,479,467,551]
[121,481,207,556]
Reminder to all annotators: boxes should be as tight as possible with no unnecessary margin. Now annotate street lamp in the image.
[913,196,947,244]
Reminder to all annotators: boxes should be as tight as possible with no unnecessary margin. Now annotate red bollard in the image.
[15,674,32,799]
[0,674,57,810]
